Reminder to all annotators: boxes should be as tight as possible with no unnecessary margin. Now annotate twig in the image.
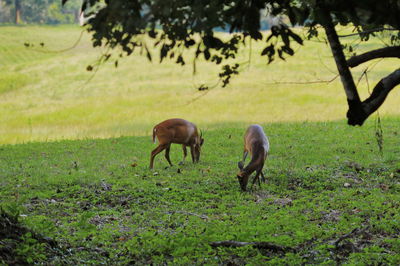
[184,78,221,106]
[338,27,398,38]
[184,90,211,106]
[332,226,369,248]
[77,47,111,91]
[317,52,338,75]
[264,74,339,85]
[167,211,210,220]
[209,240,295,253]
[26,30,85,54]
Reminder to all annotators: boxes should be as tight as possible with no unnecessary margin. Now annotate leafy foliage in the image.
[63,0,400,84]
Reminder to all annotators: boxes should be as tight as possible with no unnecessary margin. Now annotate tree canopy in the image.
[63,0,400,126]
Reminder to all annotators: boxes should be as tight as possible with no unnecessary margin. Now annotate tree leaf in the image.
[278,49,285,60]
[288,30,303,45]
[176,55,185,65]
[144,45,152,62]
[185,39,195,48]
[160,44,169,63]
[204,35,224,49]
[148,30,157,39]
[261,44,274,56]
[266,33,275,42]
[251,31,263,41]
[282,46,294,56]
[204,49,210,60]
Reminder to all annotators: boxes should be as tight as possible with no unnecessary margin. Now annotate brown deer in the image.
[150,118,204,169]
[236,124,270,191]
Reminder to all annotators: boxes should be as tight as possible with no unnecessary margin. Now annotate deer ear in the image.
[238,161,244,170]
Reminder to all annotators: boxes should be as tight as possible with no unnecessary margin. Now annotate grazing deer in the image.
[150,118,204,169]
[237,125,270,191]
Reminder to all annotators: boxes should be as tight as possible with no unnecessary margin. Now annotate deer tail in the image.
[152,128,157,143]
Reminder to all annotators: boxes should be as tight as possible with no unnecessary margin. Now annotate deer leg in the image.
[238,150,249,170]
[190,145,196,163]
[150,144,167,169]
[179,145,187,165]
[257,171,262,187]
[242,150,249,162]
[260,171,266,183]
[164,144,173,166]
[251,170,262,189]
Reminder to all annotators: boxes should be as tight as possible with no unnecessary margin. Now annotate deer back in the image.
[153,118,199,145]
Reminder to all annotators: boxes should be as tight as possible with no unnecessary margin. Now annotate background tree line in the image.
[0,0,273,28]
[0,0,81,24]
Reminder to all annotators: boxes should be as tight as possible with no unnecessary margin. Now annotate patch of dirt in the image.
[321,210,341,222]
[253,191,273,203]
[343,161,364,172]
[253,192,293,207]
[273,198,293,207]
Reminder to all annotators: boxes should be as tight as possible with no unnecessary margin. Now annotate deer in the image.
[150,118,204,169]
[236,124,270,191]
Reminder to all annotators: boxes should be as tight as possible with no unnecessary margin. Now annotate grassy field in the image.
[0,25,399,144]
[1,26,400,264]
[1,119,400,264]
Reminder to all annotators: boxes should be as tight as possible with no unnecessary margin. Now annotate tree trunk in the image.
[14,0,21,24]
[319,7,370,125]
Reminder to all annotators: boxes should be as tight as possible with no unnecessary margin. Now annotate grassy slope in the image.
[1,119,400,264]
[0,25,400,144]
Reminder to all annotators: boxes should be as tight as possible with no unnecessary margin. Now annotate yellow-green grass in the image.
[0,25,399,144]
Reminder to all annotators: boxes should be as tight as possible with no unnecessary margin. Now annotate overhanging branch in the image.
[347,69,400,125]
[338,27,399,38]
[363,68,400,113]
[347,46,400,68]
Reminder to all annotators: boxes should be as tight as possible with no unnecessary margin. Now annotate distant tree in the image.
[63,0,400,126]
[2,0,80,24]
[3,0,21,23]
[14,0,20,23]
[3,0,20,24]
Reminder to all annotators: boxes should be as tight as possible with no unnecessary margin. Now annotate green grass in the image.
[0,25,399,144]
[1,119,400,264]
[1,25,399,264]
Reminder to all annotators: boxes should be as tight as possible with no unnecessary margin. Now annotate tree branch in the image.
[346,69,400,125]
[337,27,398,38]
[364,69,400,111]
[265,74,339,85]
[347,46,400,68]
[332,227,368,248]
